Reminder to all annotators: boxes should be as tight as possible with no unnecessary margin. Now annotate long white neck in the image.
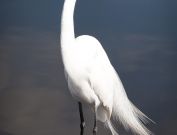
[60,0,76,50]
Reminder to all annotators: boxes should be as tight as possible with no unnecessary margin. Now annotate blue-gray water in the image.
[0,0,177,135]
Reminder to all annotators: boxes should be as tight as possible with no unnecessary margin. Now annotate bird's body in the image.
[65,35,113,110]
[60,0,153,135]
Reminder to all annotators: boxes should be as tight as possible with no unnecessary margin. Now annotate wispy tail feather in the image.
[132,103,155,124]
[105,120,119,135]
[110,78,153,135]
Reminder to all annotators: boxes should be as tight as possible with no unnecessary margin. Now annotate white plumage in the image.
[60,0,153,135]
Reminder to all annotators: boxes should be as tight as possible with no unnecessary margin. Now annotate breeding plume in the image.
[60,0,153,134]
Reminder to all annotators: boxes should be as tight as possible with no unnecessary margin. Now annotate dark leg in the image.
[93,110,97,135]
[78,102,85,135]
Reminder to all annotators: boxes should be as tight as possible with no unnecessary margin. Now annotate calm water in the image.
[0,0,177,135]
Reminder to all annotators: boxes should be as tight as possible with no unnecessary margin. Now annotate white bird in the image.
[60,0,153,135]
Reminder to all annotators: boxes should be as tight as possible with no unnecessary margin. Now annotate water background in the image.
[0,0,177,134]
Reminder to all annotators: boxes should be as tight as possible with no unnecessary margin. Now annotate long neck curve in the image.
[60,0,76,49]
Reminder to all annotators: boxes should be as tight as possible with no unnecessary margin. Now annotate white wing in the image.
[75,35,117,121]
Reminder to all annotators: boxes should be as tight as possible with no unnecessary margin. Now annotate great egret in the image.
[60,0,153,135]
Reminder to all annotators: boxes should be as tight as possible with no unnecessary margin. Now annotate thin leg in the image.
[78,102,85,135]
[93,110,97,135]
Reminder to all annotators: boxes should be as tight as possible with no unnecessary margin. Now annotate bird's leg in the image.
[78,102,85,135]
[93,109,97,135]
